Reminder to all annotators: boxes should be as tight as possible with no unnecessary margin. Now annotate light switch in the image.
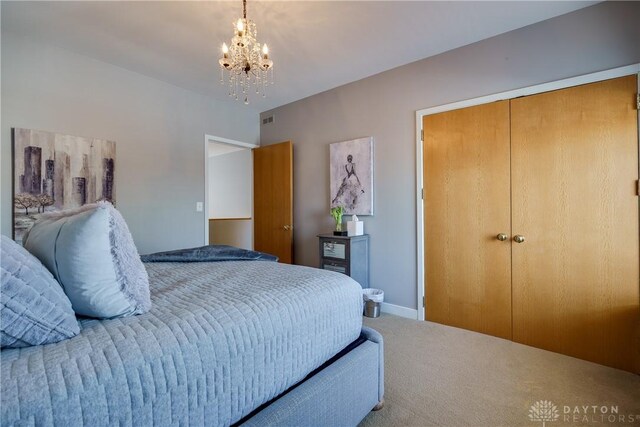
[196,202,203,212]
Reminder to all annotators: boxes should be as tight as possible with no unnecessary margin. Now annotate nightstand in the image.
[317,234,369,288]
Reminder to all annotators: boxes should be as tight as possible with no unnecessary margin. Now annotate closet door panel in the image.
[423,101,512,339]
[511,76,639,372]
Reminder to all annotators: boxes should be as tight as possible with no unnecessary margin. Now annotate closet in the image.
[423,75,639,373]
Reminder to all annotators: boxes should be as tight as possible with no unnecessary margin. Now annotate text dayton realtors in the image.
[562,405,638,424]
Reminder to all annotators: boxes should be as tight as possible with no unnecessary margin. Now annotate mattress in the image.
[1,261,363,426]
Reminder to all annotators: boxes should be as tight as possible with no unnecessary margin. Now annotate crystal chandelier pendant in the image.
[219,0,273,105]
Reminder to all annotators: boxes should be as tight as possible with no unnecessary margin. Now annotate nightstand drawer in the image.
[322,241,346,259]
[322,260,348,274]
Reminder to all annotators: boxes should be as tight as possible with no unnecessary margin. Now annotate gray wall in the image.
[1,33,260,254]
[260,2,640,311]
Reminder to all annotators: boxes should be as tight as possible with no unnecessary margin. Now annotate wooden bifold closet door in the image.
[424,75,640,373]
[423,100,512,340]
[510,76,639,373]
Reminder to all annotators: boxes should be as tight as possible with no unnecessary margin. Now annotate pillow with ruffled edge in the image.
[23,201,151,319]
[1,234,80,348]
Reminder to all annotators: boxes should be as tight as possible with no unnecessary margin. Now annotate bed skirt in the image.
[239,327,384,427]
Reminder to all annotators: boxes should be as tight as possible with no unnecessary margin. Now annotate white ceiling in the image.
[2,1,597,112]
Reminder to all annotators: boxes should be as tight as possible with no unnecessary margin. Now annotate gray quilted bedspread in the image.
[1,261,363,426]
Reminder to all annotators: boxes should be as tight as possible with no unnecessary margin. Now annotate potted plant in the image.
[330,206,346,236]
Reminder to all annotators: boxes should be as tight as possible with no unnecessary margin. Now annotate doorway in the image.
[204,135,258,249]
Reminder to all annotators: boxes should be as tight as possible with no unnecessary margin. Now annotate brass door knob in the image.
[513,235,525,243]
[496,233,509,241]
[283,225,292,230]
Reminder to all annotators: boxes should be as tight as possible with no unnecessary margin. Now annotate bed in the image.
[1,259,384,426]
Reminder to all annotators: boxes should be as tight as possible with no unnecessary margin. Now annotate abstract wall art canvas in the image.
[330,136,373,215]
[12,128,116,243]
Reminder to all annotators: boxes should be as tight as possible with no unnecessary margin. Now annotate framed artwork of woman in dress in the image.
[330,137,374,215]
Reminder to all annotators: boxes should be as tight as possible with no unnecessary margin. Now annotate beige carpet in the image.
[359,314,640,427]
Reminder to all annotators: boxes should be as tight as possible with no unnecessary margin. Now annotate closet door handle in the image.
[496,233,509,241]
[514,235,526,243]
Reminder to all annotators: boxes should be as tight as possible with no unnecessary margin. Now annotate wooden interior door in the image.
[253,141,294,263]
[511,76,640,372]
[423,101,512,339]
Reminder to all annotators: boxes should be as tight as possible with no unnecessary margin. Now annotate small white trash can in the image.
[363,288,384,318]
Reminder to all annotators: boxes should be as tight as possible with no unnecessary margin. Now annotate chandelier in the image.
[219,0,273,105]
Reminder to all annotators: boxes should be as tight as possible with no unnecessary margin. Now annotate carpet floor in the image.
[359,314,640,427]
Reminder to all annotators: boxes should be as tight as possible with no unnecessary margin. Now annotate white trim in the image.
[416,64,640,118]
[203,134,258,245]
[415,64,640,323]
[415,106,425,321]
[205,134,258,150]
[204,136,208,246]
[380,302,418,320]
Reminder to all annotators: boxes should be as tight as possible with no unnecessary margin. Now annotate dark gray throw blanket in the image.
[141,244,278,263]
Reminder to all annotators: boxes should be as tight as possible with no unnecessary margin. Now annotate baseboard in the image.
[380,302,418,320]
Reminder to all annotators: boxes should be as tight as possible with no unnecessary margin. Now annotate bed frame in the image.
[239,327,384,427]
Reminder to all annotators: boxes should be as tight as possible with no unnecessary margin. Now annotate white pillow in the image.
[23,202,151,319]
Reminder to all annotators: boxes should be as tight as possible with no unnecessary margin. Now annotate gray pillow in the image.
[23,201,151,319]
[1,234,80,348]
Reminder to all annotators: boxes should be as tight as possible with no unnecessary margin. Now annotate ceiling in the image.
[2,1,597,112]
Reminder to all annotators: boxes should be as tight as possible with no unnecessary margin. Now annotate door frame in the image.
[415,63,640,321]
[203,134,259,245]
